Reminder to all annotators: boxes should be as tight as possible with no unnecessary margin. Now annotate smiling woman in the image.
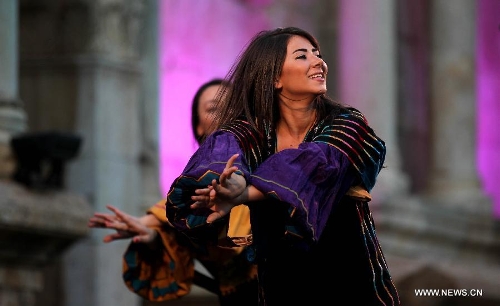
[165,27,400,306]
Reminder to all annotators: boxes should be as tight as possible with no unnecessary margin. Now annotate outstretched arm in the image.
[88,205,160,246]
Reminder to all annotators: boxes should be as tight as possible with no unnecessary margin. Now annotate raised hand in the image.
[191,154,247,223]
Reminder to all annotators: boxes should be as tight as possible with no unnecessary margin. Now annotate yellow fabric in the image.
[346,185,372,201]
[147,198,169,223]
[227,204,252,238]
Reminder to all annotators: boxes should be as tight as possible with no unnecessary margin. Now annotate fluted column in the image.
[427,0,489,213]
[0,0,26,179]
[338,0,408,204]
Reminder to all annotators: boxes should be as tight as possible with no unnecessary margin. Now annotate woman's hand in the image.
[88,205,159,246]
[191,154,247,223]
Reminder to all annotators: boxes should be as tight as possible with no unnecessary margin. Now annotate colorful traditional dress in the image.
[121,199,258,305]
[166,107,400,305]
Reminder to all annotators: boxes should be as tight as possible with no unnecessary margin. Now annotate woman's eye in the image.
[316,54,323,59]
[296,54,306,59]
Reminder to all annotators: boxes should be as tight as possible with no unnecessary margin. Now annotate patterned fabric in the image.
[165,106,400,305]
[122,223,194,302]
[122,199,257,302]
[354,201,399,305]
[167,131,252,231]
[313,107,386,191]
[220,118,268,172]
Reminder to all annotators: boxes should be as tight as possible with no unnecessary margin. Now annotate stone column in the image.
[423,0,497,259]
[139,0,162,210]
[427,0,486,208]
[58,1,148,306]
[0,4,32,306]
[0,0,26,179]
[338,0,408,204]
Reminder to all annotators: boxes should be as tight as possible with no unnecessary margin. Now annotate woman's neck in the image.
[276,107,316,151]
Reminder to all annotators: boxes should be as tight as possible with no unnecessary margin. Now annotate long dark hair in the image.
[212,27,343,136]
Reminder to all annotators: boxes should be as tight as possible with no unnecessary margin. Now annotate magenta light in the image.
[477,0,500,218]
[159,1,270,196]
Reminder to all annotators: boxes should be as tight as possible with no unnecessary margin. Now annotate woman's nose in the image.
[322,61,328,74]
[313,58,328,74]
[312,57,326,68]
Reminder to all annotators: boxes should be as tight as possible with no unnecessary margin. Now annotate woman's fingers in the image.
[88,216,105,227]
[105,204,122,215]
[102,233,118,243]
[106,220,129,231]
[206,210,227,223]
[102,232,130,243]
[89,215,122,229]
[105,205,144,233]
[194,186,211,194]
[220,166,238,183]
[90,204,150,244]
[108,205,135,224]
[219,154,239,184]
[93,212,117,221]
[191,194,211,202]
[206,201,234,223]
[91,213,118,227]
[191,186,213,208]
[226,153,239,168]
[89,205,122,229]
[209,187,217,200]
[190,198,212,209]
[131,229,157,244]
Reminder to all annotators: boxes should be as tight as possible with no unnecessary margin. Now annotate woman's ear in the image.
[274,79,282,89]
[196,126,204,139]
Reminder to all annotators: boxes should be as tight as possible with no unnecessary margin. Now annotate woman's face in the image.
[196,84,220,138]
[275,35,327,101]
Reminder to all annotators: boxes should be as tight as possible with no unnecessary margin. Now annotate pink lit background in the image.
[477,0,500,218]
[159,0,500,218]
[159,0,270,194]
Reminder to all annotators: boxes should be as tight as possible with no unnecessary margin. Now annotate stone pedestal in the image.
[378,193,500,306]
[0,180,91,306]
